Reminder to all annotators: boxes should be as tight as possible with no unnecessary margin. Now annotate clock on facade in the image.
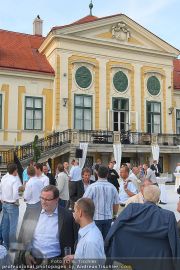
[75,66,92,89]
[113,71,128,92]
[147,76,161,95]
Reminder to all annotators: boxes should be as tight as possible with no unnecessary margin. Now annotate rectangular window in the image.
[147,101,161,133]
[25,97,43,130]
[0,94,2,129]
[176,110,180,134]
[112,98,129,131]
[74,95,92,130]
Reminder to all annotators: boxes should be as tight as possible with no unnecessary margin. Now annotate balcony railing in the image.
[123,132,180,146]
[79,130,180,146]
[79,130,113,144]
[0,130,180,165]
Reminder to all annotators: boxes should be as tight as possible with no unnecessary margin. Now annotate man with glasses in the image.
[15,185,77,269]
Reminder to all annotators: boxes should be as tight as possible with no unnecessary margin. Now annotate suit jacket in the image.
[105,202,180,270]
[69,179,94,209]
[150,164,161,177]
[107,168,120,191]
[47,173,56,186]
[15,203,78,265]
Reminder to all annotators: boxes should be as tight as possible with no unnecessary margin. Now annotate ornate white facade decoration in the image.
[112,21,131,42]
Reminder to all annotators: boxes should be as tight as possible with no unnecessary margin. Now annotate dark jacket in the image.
[46,172,56,186]
[105,202,180,270]
[69,179,94,209]
[15,203,78,265]
[150,163,161,177]
[107,168,120,191]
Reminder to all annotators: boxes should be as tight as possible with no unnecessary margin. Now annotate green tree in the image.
[32,135,41,162]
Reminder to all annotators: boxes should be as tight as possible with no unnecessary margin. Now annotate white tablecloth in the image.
[156,177,168,203]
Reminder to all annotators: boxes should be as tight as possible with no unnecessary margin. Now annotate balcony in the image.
[0,129,180,165]
[78,130,180,146]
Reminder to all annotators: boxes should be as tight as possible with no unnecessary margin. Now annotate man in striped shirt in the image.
[83,166,119,239]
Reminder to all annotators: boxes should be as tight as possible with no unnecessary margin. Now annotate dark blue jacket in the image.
[105,202,180,270]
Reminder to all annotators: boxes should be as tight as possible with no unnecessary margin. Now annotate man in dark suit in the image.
[43,164,56,185]
[150,160,161,177]
[69,168,94,210]
[15,185,77,269]
[107,161,120,191]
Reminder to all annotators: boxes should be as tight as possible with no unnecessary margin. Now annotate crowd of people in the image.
[0,158,180,269]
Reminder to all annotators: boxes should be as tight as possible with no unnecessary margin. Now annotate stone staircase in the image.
[0,129,72,167]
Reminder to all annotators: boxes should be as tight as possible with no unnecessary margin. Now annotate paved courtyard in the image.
[1,184,180,237]
[159,184,180,220]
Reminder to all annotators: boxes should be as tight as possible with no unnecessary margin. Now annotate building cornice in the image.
[0,68,54,80]
[174,89,180,94]
[43,34,178,59]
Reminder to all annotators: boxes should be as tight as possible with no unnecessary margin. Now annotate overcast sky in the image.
[0,0,179,49]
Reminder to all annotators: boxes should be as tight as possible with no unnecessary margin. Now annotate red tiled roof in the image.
[0,29,54,75]
[73,15,99,24]
[52,15,99,30]
[173,59,180,90]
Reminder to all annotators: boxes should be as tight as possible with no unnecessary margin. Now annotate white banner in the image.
[151,145,160,161]
[113,143,122,172]
[79,143,88,169]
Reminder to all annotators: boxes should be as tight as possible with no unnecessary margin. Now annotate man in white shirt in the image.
[69,160,82,182]
[143,163,157,184]
[63,161,70,177]
[56,164,69,207]
[24,166,44,209]
[175,163,180,173]
[129,167,141,191]
[119,166,138,213]
[34,163,49,187]
[125,179,153,207]
[0,163,22,250]
[64,198,105,267]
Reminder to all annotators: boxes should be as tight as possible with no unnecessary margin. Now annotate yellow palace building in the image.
[0,6,180,173]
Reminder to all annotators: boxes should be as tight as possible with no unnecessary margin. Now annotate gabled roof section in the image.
[0,29,54,75]
[173,59,180,90]
[52,15,98,31]
[49,13,179,55]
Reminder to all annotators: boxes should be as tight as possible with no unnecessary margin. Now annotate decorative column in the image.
[17,86,26,142]
[1,84,9,141]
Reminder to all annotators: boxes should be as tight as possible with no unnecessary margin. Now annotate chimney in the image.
[33,15,43,36]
